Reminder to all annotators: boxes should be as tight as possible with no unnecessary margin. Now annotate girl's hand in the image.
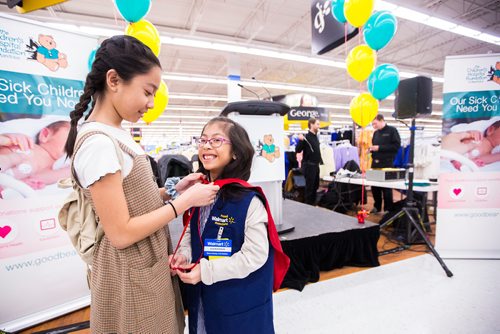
[182,182,219,207]
[176,173,206,195]
[168,254,187,276]
[176,263,201,284]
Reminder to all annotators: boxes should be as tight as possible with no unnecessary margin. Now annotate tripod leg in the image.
[379,210,405,230]
[403,208,453,277]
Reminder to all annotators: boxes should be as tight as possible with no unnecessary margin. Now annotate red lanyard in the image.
[170,207,204,272]
[170,176,210,271]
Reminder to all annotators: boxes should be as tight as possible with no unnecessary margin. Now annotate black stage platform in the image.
[169,199,380,291]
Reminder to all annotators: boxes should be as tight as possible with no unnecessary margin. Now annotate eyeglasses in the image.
[196,137,231,148]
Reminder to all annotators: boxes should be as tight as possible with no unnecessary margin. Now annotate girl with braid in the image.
[64,35,219,333]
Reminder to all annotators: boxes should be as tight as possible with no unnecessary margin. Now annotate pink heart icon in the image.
[0,225,12,239]
[453,188,462,196]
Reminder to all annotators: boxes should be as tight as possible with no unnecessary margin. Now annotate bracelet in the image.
[167,201,178,218]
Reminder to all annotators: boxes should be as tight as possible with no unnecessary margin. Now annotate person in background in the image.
[369,114,401,214]
[65,35,219,333]
[295,117,323,205]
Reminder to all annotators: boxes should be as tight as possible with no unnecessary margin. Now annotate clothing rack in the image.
[331,139,351,146]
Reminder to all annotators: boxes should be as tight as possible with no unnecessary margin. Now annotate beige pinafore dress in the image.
[74,132,184,334]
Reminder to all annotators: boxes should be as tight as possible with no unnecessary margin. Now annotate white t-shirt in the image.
[73,122,145,188]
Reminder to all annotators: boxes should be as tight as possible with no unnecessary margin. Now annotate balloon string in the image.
[111,0,119,26]
[345,23,350,91]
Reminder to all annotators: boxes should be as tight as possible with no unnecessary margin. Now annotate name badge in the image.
[204,239,232,257]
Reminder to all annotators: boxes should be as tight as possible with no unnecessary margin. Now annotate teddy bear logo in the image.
[25,34,68,72]
[260,134,280,163]
[488,61,500,85]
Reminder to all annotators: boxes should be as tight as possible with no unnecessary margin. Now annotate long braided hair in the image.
[65,35,161,157]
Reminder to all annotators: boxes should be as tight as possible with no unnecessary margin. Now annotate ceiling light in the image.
[425,17,457,31]
[476,33,500,44]
[158,115,215,120]
[169,94,227,102]
[163,74,227,85]
[377,1,500,46]
[165,105,221,112]
[161,36,346,69]
[132,120,207,125]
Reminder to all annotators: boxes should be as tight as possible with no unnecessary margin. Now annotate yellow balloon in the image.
[143,81,168,124]
[344,0,374,27]
[349,93,378,127]
[346,44,376,82]
[125,19,161,56]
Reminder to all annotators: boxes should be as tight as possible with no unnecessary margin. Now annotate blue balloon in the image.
[331,0,347,23]
[114,0,151,23]
[363,11,397,51]
[367,64,400,100]
[87,47,98,72]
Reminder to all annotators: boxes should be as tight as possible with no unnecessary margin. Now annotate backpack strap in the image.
[71,130,128,189]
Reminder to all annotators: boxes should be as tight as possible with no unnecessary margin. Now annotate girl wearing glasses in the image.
[169,117,278,334]
[65,35,219,333]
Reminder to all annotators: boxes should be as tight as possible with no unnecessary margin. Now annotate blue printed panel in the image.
[443,90,500,120]
[0,70,84,116]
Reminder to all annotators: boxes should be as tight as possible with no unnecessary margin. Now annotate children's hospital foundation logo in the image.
[0,28,69,72]
[488,61,500,85]
[465,61,500,85]
[26,34,68,72]
[256,134,281,163]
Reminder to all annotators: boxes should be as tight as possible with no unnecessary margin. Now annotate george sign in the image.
[287,106,328,122]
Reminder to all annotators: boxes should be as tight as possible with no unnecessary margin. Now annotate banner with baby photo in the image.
[0,14,98,332]
[436,53,500,259]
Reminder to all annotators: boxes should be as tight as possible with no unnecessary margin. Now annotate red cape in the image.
[182,178,290,291]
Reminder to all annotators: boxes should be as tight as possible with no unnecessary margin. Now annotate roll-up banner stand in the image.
[436,53,500,259]
[0,14,98,332]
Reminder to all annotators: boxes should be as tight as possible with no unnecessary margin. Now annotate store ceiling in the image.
[1,0,499,142]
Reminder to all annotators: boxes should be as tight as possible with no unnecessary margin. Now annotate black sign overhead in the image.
[288,107,328,122]
[311,0,359,55]
[7,0,22,8]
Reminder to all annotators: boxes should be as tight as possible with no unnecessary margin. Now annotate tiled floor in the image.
[272,255,500,334]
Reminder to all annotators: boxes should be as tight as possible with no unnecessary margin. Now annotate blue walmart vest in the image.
[186,190,274,334]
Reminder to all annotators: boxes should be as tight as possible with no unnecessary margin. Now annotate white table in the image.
[321,175,439,193]
[321,175,438,225]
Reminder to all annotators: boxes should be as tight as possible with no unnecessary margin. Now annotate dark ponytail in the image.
[65,35,161,157]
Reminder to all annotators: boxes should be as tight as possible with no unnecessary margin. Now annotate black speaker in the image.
[394,76,433,119]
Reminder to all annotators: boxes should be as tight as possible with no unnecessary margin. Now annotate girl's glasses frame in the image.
[196,137,231,148]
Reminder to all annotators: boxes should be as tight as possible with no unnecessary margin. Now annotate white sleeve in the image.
[73,134,123,188]
[200,196,269,285]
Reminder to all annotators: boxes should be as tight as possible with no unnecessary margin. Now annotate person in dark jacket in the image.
[369,114,401,213]
[295,117,323,205]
